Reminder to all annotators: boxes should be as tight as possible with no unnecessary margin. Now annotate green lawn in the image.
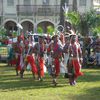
[0,63,100,100]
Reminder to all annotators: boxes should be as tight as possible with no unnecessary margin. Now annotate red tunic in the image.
[15,42,23,71]
[52,42,62,76]
[69,42,83,78]
[34,42,45,77]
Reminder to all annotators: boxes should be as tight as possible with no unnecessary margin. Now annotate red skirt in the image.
[72,59,83,78]
[38,57,44,77]
[27,55,38,75]
[9,59,16,65]
[54,58,60,76]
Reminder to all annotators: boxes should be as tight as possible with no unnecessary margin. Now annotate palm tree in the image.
[80,10,100,36]
[65,10,100,55]
[65,10,100,36]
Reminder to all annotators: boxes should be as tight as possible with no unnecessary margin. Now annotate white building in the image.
[0,0,95,33]
[93,0,100,12]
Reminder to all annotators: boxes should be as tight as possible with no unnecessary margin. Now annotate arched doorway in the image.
[4,21,17,32]
[37,21,54,33]
[21,21,34,33]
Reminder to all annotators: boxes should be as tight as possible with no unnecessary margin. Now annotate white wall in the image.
[3,0,17,15]
[78,0,93,13]
[0,0,2,16]
[2,0,93,15]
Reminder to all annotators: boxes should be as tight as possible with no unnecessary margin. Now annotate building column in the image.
[34,23,37,33]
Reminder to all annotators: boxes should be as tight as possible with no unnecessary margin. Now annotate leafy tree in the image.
[12,31,17,37]
[47,25,54,36]
[37,26,44,35]
[92,26,100,36]
[65,10,100,55]
[0,28,6,36]
[79,10,100,36]
[65,10,100,36]
[65,11,80,31]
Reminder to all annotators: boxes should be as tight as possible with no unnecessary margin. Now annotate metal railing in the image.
[17,5,61,16]
[0,45,8,61]
[17,5,73,16]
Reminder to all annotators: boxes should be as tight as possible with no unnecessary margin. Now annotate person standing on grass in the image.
[14,36,24,76]
[20,35,38,79]
[33,35,46,81]
[47,34,63,86]
[63,33,70,78]
[68,34,83,86]
[20,36,29,78]
[93,36,100,66]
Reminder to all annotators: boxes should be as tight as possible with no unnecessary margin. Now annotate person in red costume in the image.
[26,53,38,78]
[48,34,63,86]
[20,36,38,78]
[33,35,46,81]
[14,36,23,76]
[68,34,83,85]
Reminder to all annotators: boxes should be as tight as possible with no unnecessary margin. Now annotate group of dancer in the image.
[9,29,84,86]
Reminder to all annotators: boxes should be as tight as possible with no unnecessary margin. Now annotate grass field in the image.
[0,63,100,100]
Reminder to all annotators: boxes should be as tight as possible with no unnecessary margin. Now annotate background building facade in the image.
[93,0,100,13]
[0,0,96,33]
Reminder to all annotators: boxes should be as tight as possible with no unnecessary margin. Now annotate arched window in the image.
[42,0,49,5]
[24,0,31,5]
[7,0,14,6]
[79,0,86,6]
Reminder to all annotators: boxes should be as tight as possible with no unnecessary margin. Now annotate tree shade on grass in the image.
[0,63,100,100]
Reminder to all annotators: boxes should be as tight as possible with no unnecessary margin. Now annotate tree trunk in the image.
[59,0,66,26]
[80,16,90,58]
[72,0,77,12]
